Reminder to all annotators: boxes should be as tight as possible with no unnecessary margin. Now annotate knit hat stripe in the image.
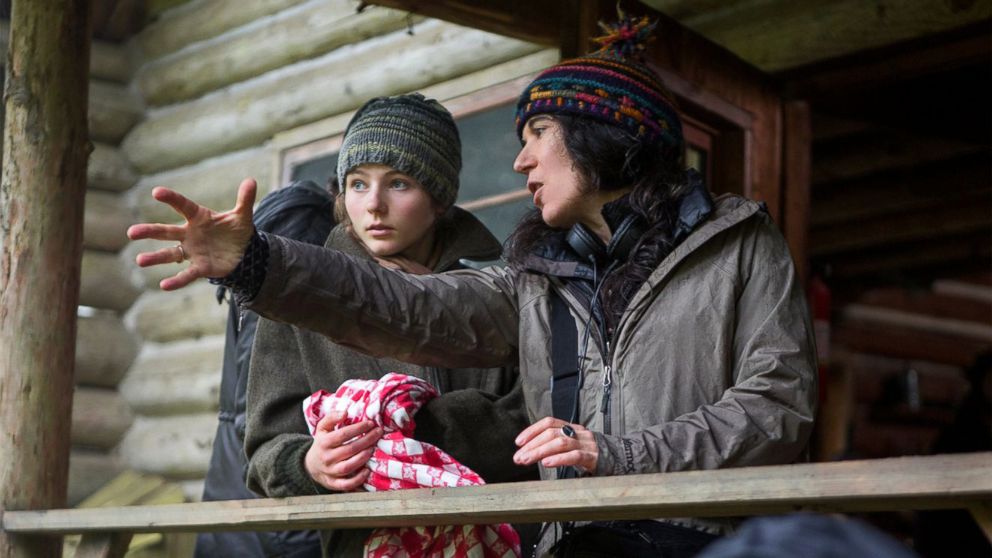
[337,93,461,208]
[347,115,461,175]
[340,141,456,195]
[527,72,679,125]
[537,63,676,109]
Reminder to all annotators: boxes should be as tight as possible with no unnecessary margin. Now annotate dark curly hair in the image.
[505,114,691,330]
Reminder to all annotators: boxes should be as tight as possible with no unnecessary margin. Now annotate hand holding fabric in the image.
[304,412,381,492]
[126,178,257,291]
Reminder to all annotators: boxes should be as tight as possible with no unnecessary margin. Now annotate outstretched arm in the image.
[126,178,257,290]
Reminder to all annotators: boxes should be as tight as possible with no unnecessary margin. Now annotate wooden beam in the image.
[782,100,811,284]
[681,0,992,73]
[0,0,93,556]
[3,453,990,535]
[367,0,563,47]
[785,26,992,98]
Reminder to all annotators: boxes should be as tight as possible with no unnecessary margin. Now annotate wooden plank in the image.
[75,533,132,558]
[4,453,990,534]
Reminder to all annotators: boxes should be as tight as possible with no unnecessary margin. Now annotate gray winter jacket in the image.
[245,207,537,557]
[246,194,817,547]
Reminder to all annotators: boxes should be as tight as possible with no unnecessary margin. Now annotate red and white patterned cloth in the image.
[303,372,520,558]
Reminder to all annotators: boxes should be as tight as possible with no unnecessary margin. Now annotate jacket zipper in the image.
[600,341,612,435]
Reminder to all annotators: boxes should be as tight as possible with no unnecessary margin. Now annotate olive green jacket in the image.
[245,208,535,557]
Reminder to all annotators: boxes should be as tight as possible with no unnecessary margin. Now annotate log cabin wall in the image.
[8,0,547,505]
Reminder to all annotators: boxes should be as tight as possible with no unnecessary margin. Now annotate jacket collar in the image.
[520,170,715,280]
[325,206,502,272]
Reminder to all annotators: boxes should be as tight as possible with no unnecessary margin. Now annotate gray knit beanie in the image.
[337,93,461,209]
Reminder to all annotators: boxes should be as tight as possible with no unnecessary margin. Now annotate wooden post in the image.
[783,100,811,285]
[0,0,93,557]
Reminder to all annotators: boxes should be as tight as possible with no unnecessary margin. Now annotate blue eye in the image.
[390,179,409,190]
[350,180,367,191]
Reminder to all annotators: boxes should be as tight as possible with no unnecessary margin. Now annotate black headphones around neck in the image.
[565,215,644,266]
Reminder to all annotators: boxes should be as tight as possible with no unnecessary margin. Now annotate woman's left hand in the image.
[512,416,598,473]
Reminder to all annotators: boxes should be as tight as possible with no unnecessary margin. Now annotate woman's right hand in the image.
[305,412,383,492]
[126,178,258,291]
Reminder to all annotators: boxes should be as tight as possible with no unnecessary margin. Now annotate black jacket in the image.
[195,181,335,558]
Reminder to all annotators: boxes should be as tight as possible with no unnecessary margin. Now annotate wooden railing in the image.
[3,453,990,558]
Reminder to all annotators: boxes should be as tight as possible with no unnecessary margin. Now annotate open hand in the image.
[126,178,257,290]
[513,416,598,474]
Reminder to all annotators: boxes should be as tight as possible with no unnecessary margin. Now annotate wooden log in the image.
[117,414,217,479]
[855,287,992,326]
[823,231,992,280]
[679,0,992,72]
[0,0,92,555]
[810,203,991,256]
[89,142,138,192]
[811,154,990,227]
[812,131,985,185]
[842,304,992,343]
[84,190,135,252]
[122,20,541,174]
[76,312,140,388]
[80,250,143,312]
[71,388,134,451]
[137,0,311,61]
[138,1,415,106]
[5,453,992,534]
[0,22,131,84]
[934,280,992,305]
[125,281,228,343]
[89,80,143,144]
[121,335,225,415]
[833,323,990,368]
[129,145,273,225]
[68,451,124,508]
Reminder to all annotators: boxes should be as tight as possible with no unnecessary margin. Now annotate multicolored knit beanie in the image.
[338,93,461,209]
[515,10,683,161]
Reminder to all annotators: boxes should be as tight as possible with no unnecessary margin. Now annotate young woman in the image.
[129,17,816,558]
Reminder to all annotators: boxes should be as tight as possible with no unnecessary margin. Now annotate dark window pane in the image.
[456,103,524,203]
